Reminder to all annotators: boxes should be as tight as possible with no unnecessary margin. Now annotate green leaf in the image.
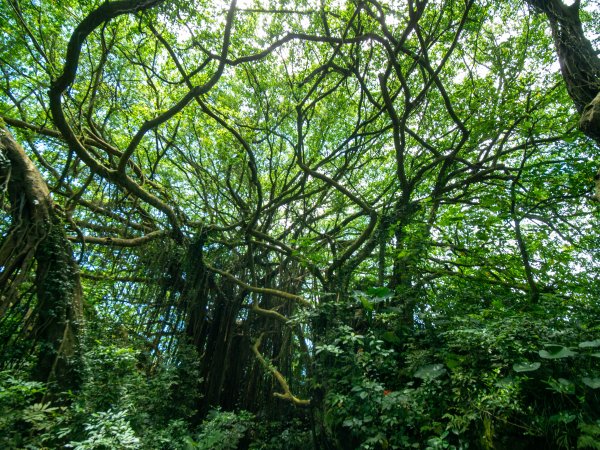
[444,353,463,370]
[582,377,600,389]
[366,287,393,298]
[513,361,541,372]
[539,345,576,359]
[546,377,575,394]
[579,340,600,348]
[359,296,374,312]
[381,331,401,345]
[495,376,515,388]
[414,364,446,380]
[342,418,355,428]
[353,291,374,311]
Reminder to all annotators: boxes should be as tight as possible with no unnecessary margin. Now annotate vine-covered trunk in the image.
[32,216,83,388]
[0,125,83,390]
[388,201,423,332]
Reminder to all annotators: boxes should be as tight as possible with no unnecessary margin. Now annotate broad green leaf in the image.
[549,411,576,424]
[578,340,600,348]
[445,353,463,370]
[359,296,374,312]
[414,364,446,380]
[539,346,576,359]
[582,377,600,389]
[495,376,515,388]
[381,331,401,345]
[546,378,575,394]
[353,291,374,311]
[366,287,393,298]
[513,362,541,372]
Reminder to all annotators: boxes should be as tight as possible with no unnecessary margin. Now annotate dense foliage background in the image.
[1,0,599,448]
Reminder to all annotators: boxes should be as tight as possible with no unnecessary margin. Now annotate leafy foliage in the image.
[67,409,140,450]
[190,409,255,450]
[0,368,65,449]
[1,0,599,448]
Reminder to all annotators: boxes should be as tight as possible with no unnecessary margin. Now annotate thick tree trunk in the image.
[0,124,83,389]
[388,201,422,331]
[32,216,84,389]
[528,0,600,113]
[526,0,600,197]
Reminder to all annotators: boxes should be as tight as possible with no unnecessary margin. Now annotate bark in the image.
[527,0,600,114]
[0,124,83,389]
[526,0,600,196]
[388,201,422,331]
[580,91,600,141]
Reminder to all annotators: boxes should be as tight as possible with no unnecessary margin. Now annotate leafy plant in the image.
[190,408,254,450]
[67,409,140,450]
[0,368,66,448]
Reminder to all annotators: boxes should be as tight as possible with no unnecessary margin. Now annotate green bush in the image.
[0,367,66,448]
[67,409,140,450]
[190,408,254,450]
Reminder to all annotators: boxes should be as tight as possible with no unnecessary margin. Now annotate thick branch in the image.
[205,263,311,308]
[0,125,83,390]
[251,333,310,406]
[48,0,185,238]
[67,230,168,247]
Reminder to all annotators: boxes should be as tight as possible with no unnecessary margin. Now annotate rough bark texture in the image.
[0,124,83,389]
[580,91,600,141]
[526,0,600,198]
[528,0,600,113]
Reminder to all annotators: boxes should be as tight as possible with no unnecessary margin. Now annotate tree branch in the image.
[251,333,310,406]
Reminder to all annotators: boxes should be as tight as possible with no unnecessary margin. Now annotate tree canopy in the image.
[1,0,599,448]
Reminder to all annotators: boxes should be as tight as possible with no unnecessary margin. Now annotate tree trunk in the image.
[526,0,600,197]
[528,0,600,113]
[0,124,83,390]
[388,201,421,331]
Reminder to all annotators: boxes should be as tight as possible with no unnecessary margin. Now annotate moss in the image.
[33,215,82,390]
[36,222,77,305]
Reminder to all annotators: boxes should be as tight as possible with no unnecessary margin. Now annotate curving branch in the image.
[251,333,310,406]
[67,230,168,247]
[205,263,312,308]
[117,0,238,172]
[48,0,186,238]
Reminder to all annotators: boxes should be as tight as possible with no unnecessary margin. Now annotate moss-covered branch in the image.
[251,333,310,407]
